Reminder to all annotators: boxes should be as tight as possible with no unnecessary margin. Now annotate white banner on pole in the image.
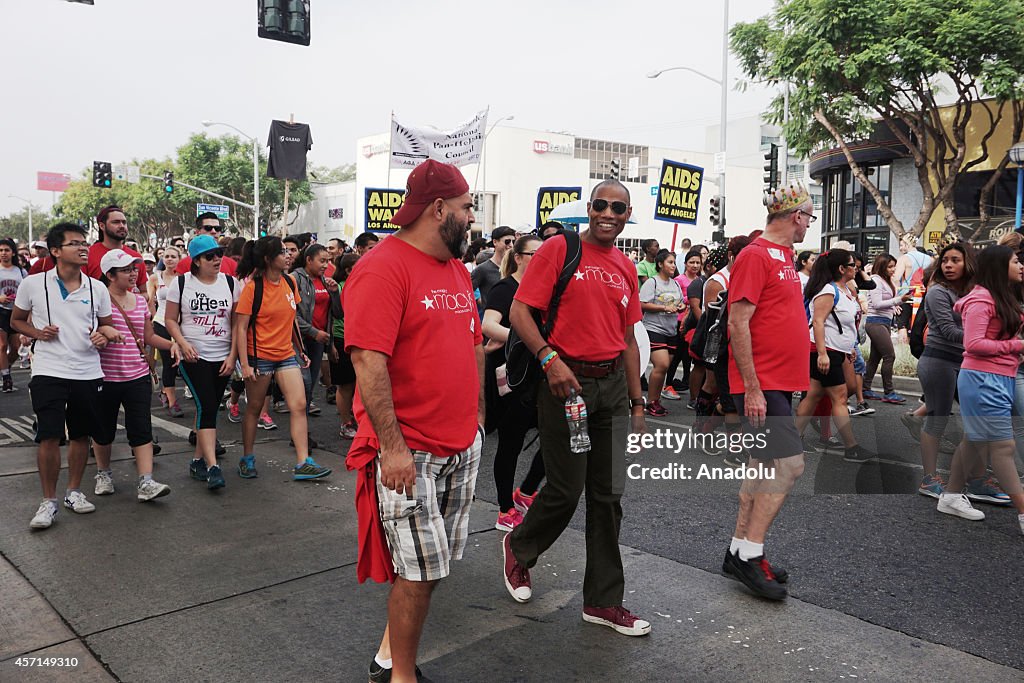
[389,109,488,169]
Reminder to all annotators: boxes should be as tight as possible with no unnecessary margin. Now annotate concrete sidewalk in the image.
[0,445,1016,682]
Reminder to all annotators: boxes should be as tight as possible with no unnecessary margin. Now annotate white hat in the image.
[142,252,157,263]
[30,240,47,249]
[99,249,142,274]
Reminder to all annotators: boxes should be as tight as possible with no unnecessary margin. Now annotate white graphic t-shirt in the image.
[0,265,25,310]
[166,273,240,362]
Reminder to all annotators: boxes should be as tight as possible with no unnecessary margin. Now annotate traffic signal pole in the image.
[139,174,255,212]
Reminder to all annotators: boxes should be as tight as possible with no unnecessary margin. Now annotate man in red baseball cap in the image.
[343,159,483,683]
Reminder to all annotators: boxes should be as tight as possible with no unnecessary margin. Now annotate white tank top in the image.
[153,275,172,326]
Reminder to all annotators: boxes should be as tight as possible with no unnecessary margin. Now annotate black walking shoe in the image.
[725,551,788,600]
[722,548,788,584]
[367,658,424,682]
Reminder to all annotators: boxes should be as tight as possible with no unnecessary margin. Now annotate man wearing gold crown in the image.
[721,183,814,600]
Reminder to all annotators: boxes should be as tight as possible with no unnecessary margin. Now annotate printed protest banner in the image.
[536,187,582,227]
[653,160,704,225]
[390,110,488,169]
[365,188,406,233]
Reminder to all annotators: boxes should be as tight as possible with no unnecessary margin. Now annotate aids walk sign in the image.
[653,160,704,225]
[365,188,406,233]
[536,187,581,228]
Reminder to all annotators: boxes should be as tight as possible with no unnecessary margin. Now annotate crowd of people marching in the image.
[1,162,1023,681]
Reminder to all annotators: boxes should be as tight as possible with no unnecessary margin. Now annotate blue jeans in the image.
[252,355,301,375]
[300,339,326,413]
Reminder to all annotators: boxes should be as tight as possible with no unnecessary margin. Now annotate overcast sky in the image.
[1,0,777,218]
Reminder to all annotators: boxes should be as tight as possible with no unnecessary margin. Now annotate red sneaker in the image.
[495,508,524,532]
[502,532,531,603]
[512,487,538,514]
[582,605,651,636]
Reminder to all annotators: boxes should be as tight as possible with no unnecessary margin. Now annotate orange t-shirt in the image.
[236,274,301,361]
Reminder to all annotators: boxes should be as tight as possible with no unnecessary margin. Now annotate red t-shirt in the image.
[311,275,330,331]
[86,242,148,288]
[29,256,55,274]
[727,237,809,393]
[325,262,336,279]
[176,255,238,277]
[344,237,483,457]
[514,235,641,361]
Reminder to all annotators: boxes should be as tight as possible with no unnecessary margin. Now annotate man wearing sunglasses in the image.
[502,180,651,638]
[472,225,516,309]
[84,206,149,296]
[722,183,815,601]
[175,213,238,277]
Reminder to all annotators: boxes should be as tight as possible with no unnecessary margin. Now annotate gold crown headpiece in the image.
[764,182,811,215]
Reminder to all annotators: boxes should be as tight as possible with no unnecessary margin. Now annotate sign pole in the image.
[280,113,294,236]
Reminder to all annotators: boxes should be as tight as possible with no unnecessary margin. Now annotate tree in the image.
[0,205,53,244]
[53,133,316,243]
[731,0,1024,238]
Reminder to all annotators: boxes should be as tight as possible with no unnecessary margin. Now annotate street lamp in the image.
[202,120,260,239]
[7,194,32,245]
[648,0,729,229]
[1009,141,1024,231]
[477,114,514,231]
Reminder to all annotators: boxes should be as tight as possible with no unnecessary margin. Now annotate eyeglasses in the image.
[799,210,818,224]
[591,199,628,215]
[200,249,225,261]
[62,241,89,248]
[110,266,136,275]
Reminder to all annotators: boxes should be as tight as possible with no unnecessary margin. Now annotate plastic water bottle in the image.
[18,344,29,369]
[704,317,724,365]
[565,390,591,454]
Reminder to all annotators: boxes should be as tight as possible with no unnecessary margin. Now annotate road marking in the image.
[150,414,195,439]
[0,415,36,445]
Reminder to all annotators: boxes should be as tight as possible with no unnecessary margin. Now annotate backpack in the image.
[805,283,843,334]
[176,273,235,324]
[689,273,729,362]
[504,231,583,403]
[909,291,928,359]
[247,273,302,360]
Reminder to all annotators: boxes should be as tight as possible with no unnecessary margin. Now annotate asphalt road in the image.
[0,364,1021,677]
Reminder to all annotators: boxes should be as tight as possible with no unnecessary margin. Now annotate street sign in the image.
[113,165,140,183]
[628,156,640,180]
[126,166,140,184]
[650,186,658,196]
[714,152,726,175]
[197,203,230,220]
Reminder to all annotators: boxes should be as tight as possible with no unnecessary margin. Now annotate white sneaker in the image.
[937,493,985,521]
[29,500,58,529]
[1018,514,1024,536]
[273,400,290,414]
[184,386,193,399]
[137,479,171,502]
[63,490,96,514]
[94,470,115,496]
[308,401,321,416]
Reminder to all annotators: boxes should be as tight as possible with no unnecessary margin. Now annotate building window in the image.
[820,162,893,253]
[575,138,649,183]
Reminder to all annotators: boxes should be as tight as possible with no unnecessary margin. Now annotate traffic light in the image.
[258,0,311,47]
[259,217,268,237]
[609,158,620,180]
[709,195,721,227]
[163,171,174,194]
[92,161,112,188]
[763,143,779,192]
[711,229,725,245]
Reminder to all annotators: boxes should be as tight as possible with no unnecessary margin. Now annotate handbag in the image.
[111,295,161,391]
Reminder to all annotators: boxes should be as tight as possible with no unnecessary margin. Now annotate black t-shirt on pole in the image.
[267,120,313,180]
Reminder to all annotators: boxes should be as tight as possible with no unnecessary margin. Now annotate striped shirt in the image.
[100,293,151,383]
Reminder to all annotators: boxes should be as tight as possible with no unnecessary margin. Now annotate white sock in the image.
[729,537,743,554]
[737,539,764,562]
[374,655,392,669]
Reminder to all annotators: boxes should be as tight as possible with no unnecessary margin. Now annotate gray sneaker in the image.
[137,479,171,502]
[94,470,115,496]
[167,402,185,418]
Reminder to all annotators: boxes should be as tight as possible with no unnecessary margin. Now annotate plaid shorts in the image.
[376,429,482,582]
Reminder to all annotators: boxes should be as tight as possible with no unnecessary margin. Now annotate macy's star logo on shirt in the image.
[421,296,435,310]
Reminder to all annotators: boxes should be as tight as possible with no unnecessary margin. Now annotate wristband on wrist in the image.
[540,351,558,372]
[536,344,552,360]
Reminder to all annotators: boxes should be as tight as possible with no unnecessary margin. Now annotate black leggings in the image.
[666,324,691,388]
[493,395,546,512]
[153,322,178,389]
[179,359,231,430]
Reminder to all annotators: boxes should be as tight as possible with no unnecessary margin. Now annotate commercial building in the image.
[298,122,822,251]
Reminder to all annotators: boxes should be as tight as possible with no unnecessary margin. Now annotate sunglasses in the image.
[200,249,225,261]
[500,238,514,246]
[591,199,628,215]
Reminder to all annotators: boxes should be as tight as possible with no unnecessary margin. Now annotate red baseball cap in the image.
[390,159,470,227]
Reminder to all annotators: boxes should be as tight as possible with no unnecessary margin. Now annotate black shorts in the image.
[732,390,803,461]
[647,331,677,355]
[93,376,154,447]
[330,337,356,385]
[29,375,104,443]
[0,308,13,334]
[809,349,848,388]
